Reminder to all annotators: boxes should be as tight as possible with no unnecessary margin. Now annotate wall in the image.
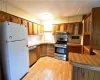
[41,15,83,42]
[0,1,40,23]
[52,15,83,24]
[41,15,83,25]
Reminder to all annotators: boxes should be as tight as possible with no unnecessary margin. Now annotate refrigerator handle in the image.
[26,45,28,47]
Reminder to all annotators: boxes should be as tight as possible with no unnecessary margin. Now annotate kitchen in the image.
[0,0,100,80]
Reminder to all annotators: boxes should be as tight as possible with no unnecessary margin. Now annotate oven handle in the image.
[55,45,67,48]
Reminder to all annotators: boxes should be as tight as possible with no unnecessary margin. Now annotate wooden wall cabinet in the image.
[83,7,100,54]
[59,24,65,32]
[55,24,60,32]
[67,23,74,34]
[22,19,28,27]
[52,22,82,35]
[52,25,56,35]
[10,16,22,24]
[52,24,60,35]
[91,8,100,49]
[0,11,11,22]
[40,25,44,33]
[84,14,92,35]
[28,22,33,35]
[33,23,38,35]
[0,11,43,36]
[37,24,41,34]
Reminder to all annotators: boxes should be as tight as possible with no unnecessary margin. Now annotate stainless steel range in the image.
[54,32,69,61]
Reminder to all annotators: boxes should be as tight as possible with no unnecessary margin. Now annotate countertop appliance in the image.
[0,21,29,80]
[54,32,69,61]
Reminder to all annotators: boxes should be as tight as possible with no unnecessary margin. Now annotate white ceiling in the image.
[6,0,100,20]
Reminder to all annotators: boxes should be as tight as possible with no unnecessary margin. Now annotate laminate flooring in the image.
[23,57,72,80]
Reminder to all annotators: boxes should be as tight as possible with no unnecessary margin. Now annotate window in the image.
[43,31,53,41]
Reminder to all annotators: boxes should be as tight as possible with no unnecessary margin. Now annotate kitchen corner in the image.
[28,35,55,67]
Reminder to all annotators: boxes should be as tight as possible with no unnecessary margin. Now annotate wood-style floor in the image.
[23,57,72,80]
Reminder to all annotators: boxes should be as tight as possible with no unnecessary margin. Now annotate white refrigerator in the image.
[0,21,29,80]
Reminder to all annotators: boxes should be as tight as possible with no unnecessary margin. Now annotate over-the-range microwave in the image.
[68,35,81,44]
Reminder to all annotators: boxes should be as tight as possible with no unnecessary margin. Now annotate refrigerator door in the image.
[7,40,29,80]
[3,21,28,42]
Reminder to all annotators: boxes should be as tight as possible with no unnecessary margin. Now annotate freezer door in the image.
[7,40,29,80]
[3,21,28,42]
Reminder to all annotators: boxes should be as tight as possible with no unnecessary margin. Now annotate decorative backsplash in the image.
[28,34,55,44]
[28,35,43,43]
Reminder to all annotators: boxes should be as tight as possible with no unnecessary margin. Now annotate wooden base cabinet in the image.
[68,46,82,53]
[36,45,42,59]
[72,66,100,80]
[47,44,55,57]
[29,48,37,67]
[41,44,47,57]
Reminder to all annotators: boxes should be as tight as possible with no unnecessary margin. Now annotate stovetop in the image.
[55,41,67,44]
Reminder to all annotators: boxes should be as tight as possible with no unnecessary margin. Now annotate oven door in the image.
[55,47,67,55]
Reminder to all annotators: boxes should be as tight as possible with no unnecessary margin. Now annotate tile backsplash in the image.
[28,34,55,44]
[28,35,43,42]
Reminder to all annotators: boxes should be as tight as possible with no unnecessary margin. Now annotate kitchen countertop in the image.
[67,43,82,47]
[28,41,55,47]
[69,49,100,71]
[28,41,82,48]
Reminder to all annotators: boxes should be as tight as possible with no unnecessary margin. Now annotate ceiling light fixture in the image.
[39,12,53,20]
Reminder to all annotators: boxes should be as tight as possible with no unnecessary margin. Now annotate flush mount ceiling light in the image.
[39,12,53,20]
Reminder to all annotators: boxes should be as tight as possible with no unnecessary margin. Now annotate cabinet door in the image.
[33,23,38,35]
[37,24,41,34]
[60,24,65,32]
[67,23,74,34]
[11,16,22,24]
[22,19,28,27]
[41,44,47,56]
[47,44,54,57]
[78,23,82,35]
[56,24,60,32]
[28,22,33,35]
[22,19,28,34]
[29,48,37,66]
[40,25,44,33]
[52,25,56,35]
[0,11,11,22]
[68,46,82,53]
[36,45,42,59]
[64,24,68,32]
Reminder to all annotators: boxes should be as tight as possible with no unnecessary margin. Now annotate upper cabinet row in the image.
[22,20,44,35]
[0,11,44,35]
[52,22,82,35]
